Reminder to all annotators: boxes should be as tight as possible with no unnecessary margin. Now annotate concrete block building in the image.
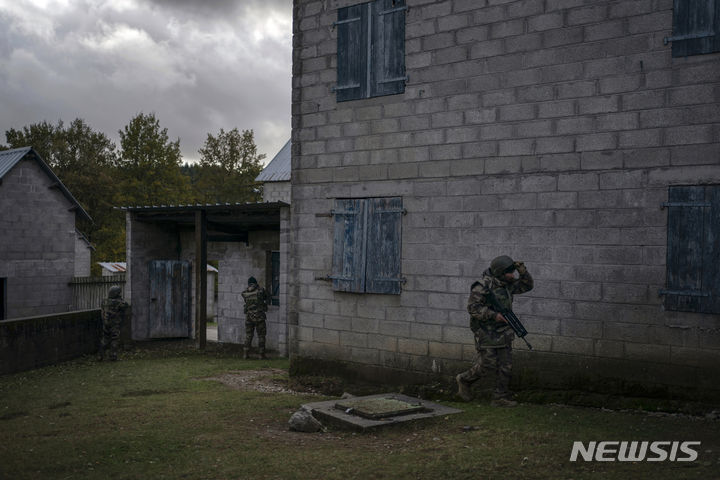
[0,147,92,319]
[257,139,292,204]
[289,0,720,397]
[124,202,289,353]
[123,141,293,352]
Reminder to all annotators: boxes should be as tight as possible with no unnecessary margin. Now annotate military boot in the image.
[456,374,473,402]
[259,348,267,360]
[242,347,250,360]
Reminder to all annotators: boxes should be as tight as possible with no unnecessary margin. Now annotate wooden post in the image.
[195,209,208,349]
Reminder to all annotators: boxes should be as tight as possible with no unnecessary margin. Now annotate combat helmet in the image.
[248,276,258,286]
[108,285,122,299]
[490,255,515,277]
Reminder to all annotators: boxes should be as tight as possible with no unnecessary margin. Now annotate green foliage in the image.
[195,128,265,203]
[3,119,124,263]
[4,115,267,269]
[117,112,193,207]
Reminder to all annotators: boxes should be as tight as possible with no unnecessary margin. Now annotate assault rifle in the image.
[486,289,533,350]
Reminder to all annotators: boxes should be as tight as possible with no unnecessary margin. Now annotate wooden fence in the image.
[70,275,126,311]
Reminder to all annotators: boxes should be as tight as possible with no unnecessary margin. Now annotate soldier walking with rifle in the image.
[456,255,533,406]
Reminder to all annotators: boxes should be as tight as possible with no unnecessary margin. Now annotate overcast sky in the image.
[0,0,292,164]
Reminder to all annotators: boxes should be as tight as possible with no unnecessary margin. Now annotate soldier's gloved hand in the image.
[514,261,527,275]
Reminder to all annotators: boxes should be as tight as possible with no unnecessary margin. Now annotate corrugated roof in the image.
[0,146,32,179]
[0,146,92,223]
[118,201,288,212]
[255,139,290,182]
[98,262,218,273]
[98,262,127,273]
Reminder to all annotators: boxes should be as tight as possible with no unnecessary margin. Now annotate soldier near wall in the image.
[456,255,533,406]
[98,285,129,361]
[241,276,269,359]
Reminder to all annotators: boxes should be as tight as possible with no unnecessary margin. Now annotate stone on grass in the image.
[288,407,323,433]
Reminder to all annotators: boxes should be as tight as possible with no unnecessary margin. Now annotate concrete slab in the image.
[303,393,462,431]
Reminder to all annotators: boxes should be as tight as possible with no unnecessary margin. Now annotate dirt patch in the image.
[203,368,320,395]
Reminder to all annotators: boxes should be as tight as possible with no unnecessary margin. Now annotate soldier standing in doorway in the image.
[241,276,268,359]
[456,255,533,406]
[98,285,129,361]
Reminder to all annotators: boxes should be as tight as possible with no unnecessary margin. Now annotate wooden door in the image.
[149,260,191,338]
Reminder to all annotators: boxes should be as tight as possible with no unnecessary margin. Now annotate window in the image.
[266,251,280,306]
[0,278,5,320]
[667,0,720,57]
[661,185,720,313]
[335,0,406,102]
[331,197,404,294]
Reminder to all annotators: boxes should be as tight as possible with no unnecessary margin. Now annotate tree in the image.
[194,128,265,203]
[4,121,59,161]
[4,119,124,265]
[117,112,192,207]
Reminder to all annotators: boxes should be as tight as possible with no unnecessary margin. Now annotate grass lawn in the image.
[0,342,718,480]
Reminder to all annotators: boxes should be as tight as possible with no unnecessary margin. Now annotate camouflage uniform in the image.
[457,258,533,403]
[98,286,129,361]
[241,277,268,359]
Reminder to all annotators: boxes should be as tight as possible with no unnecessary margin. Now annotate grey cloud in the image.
[0,0,292,163]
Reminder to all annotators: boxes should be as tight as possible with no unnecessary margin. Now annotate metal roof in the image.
[118,201,288,213]
[98,262,127,273]
[0,146,31,179]
[0,146,92,223]
[255,139,290,182]
[98,261,217,273]
[119,201,289,233]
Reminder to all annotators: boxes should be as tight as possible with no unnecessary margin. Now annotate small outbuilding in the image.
[0,146,92,319]
[122,201,290,353]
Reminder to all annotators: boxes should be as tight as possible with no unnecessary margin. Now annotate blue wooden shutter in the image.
[371,0,406,97]
[365,197,403,294]
[336,3,369,102]
[700,186,720,313]
[331,199,367,292]
[664,186,709,312]
[670,0,720,57]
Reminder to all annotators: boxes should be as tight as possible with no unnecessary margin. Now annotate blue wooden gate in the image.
[149,260,192,338]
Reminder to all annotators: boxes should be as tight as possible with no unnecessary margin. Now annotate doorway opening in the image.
[207,261,219,342]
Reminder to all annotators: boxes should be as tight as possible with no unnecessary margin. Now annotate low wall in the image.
[290,350,720,403]
[0,310,102,375]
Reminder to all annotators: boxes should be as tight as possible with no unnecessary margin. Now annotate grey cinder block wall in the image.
[263,181,292,204]
[127,210,290,355]
[289,0,720,396]
[0,158,77,318]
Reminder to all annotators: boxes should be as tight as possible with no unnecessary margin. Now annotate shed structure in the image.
[123,202,290,354]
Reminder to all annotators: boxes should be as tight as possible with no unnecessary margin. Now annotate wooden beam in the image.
[195,209,208,350]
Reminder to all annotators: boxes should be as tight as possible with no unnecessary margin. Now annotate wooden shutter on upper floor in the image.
[335,3,369,102]
[670,0,720,57]
[370,0,407,98]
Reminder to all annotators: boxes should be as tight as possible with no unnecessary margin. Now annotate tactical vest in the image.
[490,286,513,311]
[101,298,127,324]
[242,287,267,319]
